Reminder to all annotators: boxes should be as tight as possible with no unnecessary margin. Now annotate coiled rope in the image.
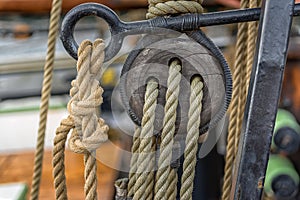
[52,39,109,200]
[30,0,63,199]
[222,0,260,199]
[147,0,203,19]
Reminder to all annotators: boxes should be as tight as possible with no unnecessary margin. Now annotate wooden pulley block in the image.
[120,30,232,135]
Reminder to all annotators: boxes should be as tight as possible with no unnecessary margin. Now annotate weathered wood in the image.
[122,35,226,135]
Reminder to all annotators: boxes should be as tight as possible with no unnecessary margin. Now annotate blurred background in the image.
[0,0,300,199]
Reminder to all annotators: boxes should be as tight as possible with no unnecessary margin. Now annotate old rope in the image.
[126,1,205,199]
[53,116,74,200]
[222,0,249,198]
[180,76,204,200]
[127,127,142,197]
[133,79,159,200]
[147,0,203,19]
[154,59,182,200]
[53,39,109,200]
[222,0,260,199]
[30,0,63,199]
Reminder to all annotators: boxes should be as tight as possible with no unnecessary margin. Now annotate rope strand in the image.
[180,76,204,200]
[133,79,159,200]
[53,116,74,200]
[127,127,142,197]
[154,60,182,200]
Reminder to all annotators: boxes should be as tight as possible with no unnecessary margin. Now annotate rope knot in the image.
[68,120,109,153]
[67,39,109,154]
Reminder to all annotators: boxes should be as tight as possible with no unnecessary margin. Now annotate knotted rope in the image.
[53,39,109,200]
[30,0,62,198]
[222,0,260,199]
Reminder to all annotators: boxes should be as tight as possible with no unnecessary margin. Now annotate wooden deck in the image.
[0,141,122,200]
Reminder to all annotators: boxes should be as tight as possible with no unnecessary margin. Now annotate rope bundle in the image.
[126,59,204,200]
[53,39,109,200]
[124,1,206,200]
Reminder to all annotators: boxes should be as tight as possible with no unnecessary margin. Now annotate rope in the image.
[30,0,63,198]
[147,0,203,19]
[166,169,178,200]
[235,0,260,155]
[53,116,74,200]
[133,79,159,200]
[52,39,109,200]
[154,59,181,200]
[180,76,204,200]
[127,127,142,197]
[222,0,260,199]
[144,136,157,200]
[246,0,259,88]
[222,0,249,197]
[115,178,129,199]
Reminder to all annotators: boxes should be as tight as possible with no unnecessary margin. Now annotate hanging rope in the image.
[127,127,142,197]
[222,0,249,198]
[154,59,182,200]
[180,76,204,200]
[52,39,109,200]
[133,79,159,200]
[222,0,260,199]
[235,0,261,156]
[30,0,63,199]
[53,116,74,200]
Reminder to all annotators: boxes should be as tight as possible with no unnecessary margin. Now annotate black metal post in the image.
[231,0,294,199]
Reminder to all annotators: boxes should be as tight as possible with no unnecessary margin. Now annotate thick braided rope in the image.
[235,0,260,156]
[222,0,249,199]
[30,0,62,199]
[180,76,204,200]
[53,116,74,200]
[133,79,159,200]
[166,168,178,200]
[154,60,182,200]
[127,127,142,197]
[69,39,109,200]
[246,0,260,89]
[147,0,203,19]
[144,136,157,200]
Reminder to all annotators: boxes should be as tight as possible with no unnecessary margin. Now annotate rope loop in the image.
[53,39,109,200]
[67,39,109,154]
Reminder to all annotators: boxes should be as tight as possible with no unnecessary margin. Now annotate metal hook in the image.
[60,3,300,61]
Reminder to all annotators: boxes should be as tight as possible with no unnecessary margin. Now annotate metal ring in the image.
[60,3,125,61]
